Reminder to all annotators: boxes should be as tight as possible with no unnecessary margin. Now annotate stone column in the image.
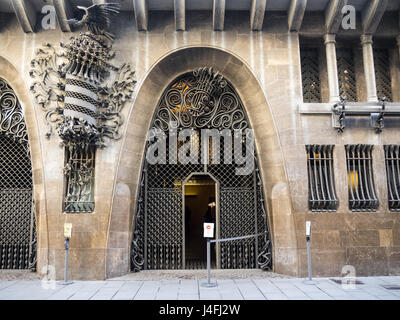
[361,34,378,102]
[324,34,340,103]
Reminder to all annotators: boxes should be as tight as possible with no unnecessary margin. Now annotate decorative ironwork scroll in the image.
[306,145,338,212]
[29,4,136,213]
[301,48,321,103]
[345,144,378,212]
[0,78,36,270]
[131,69,272,271]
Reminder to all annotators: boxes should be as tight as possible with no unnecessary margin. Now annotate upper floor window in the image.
[337,48,358,102]
[374,48,393,102]
[301,47,322,103]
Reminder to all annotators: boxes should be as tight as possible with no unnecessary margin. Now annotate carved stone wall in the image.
[0,11,399,279]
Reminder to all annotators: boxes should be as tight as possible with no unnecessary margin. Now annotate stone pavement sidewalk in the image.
[0,276,399,300]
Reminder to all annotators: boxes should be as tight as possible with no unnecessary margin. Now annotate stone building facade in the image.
[0,0,399,280]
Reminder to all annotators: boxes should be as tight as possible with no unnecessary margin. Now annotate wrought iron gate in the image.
[0,78,36,270]
[130,69,272,271]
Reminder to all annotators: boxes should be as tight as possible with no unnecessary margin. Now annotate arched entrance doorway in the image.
[0,78,36,270]
[130,69,272,271]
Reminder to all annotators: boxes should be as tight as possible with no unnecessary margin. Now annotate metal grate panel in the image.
[63,146,95,213]
[219,188,256,269]
[374,48,393,102]
[345,144,378,212]
[337,48,357,102]
[384,145,400,211]
[306,145,338,212]
[0,78,35,270]
[301,48,321,103]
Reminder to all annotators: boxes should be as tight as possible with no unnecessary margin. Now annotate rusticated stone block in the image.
[345,247,389,276]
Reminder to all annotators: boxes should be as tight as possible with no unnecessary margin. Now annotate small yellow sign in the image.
[64,223,72,238]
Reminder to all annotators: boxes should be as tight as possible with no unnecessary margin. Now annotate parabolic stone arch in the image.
[106,46,299,278]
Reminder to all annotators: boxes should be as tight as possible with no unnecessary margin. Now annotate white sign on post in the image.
[203,223,214,238]
[306,221,311,236]
[64,223,72,238]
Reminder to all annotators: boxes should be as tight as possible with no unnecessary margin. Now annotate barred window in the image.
[345,145,378,212]
[63,146,95,213]
[374,48,393,102]
[384,145,400,211]
[337,48,357,102]
[306,145,338,212]
[301,48,321,103]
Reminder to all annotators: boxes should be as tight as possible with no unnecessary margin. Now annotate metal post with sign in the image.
[202,223,217,288]
[60,223,73,285]
[303,221,318,285]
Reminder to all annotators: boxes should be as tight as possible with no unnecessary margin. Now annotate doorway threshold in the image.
[108,269,292,281]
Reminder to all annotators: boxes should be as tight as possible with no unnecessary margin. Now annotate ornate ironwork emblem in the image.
[29,3,136,213]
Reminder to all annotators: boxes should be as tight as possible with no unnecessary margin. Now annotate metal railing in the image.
[202,231,268,287]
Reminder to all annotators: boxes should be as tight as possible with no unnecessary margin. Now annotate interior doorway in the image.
[184,174,217,269]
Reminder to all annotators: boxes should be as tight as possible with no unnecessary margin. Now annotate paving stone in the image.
[0,276,399,300]
[220,293,244,300]
[264,293,288,300]
[375,295,400,300]
[134,293,157,300]
[306,292,333,300]
[102,281,125,288]
[156,292,178,300]
[347,292,379,300]
[69,291,98,300]
[281,288,309,298]
[178,294,200,300]
[289,296,311,300]
[89,288,119,300]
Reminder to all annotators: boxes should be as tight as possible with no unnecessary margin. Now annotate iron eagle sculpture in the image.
[29,1,136,213]
[66,3,120,40]
[30,1,135,150]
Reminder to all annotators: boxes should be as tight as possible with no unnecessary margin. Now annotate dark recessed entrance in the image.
[184,175,216,269]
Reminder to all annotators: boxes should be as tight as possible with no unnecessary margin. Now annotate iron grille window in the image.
[345,144,378,212]
[337,48,357,102]
[306,145,338,212]
[384,145,400,211]
[374,48,393,102]
[63,146,95,213]
[301,48,321,103]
